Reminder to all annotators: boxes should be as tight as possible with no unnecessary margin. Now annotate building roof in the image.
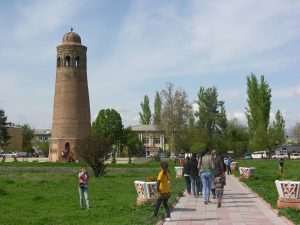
[34,129,51,135]
[130,124,162,132]
[62,31,81,45]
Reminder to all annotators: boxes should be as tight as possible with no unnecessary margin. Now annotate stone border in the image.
[234,175,295,225]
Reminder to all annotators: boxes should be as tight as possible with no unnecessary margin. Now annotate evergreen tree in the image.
[0,109,11,149]
[268,110,286,149]
[153,91,162,125]
[139,95,151,125]
[21,124,34,152]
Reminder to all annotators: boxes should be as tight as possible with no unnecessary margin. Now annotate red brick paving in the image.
[161,175,294,225]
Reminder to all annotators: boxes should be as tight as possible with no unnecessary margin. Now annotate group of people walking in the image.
[182,148,226,207]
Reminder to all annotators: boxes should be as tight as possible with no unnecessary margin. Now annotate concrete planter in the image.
[275,180,300,209]
[230,162,239,171]
[134,181,158,205]
[239,167,256,178]
[175,166,183,178]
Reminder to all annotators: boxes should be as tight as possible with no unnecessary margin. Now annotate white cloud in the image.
[293,85,300,96]
[272,84,300,98]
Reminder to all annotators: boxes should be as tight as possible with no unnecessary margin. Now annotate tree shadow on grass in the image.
[0,188,8,196]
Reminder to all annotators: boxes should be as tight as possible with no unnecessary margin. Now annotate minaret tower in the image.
[49,29,91,162]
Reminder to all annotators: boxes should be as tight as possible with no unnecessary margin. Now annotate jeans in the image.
[201,171,212,202]
[154,193,170,218]
[191,176,200,196]
[78,186,90,208]
[198,176,203,194]
[184,176,191,194]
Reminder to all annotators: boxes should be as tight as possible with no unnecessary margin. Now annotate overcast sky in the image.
[0,0,299,131]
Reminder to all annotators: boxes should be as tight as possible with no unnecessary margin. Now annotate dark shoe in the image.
[217,203,221,208]
[204,201,208,204]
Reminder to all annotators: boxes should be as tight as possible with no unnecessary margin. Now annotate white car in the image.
[271,154,288,159]
[290,153,300,160]
[1,152,17,158]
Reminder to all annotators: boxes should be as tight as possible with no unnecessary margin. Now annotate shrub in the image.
[75,133,112,177]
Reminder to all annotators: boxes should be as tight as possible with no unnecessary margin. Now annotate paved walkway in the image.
[163,175,294,225]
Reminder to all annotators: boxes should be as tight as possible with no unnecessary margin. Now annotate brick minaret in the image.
[49,30,91,162]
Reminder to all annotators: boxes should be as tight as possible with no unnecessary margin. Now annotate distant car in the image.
[178,152,185,158]
[271,154,288,159]
[1,152,17,158]
[158,152,168,158]
[244,153,253,160]
[290,153,300,160]
[16,152,29,157]
[252,151,268,159]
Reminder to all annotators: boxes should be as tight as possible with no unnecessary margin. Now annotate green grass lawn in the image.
[235,159,300,225]
[0,160,183,225]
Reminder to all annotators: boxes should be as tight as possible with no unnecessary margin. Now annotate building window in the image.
[142,138,149,145]
[155,138,160,144]
[75,56,80,67]
[64,56,71,67]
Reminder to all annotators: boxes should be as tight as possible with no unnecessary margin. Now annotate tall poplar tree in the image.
[246,73,272,151]
[153,91,162,125]
[139,95,151,125]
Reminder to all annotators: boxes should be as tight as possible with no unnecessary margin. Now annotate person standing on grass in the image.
[78,166,90,209]
[226,157,232,175]
[183,156,191,195]
[198,148,213,204]
[190,153,201,198]
[279,158,284,177]
[154,161,171,221]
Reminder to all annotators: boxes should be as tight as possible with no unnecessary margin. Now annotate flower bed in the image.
[134,180,158,205]
[174,166,183,178]
[239,167,256,178]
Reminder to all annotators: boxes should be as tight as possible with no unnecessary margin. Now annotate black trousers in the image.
[226,165,231,174]
[154,193,170,217]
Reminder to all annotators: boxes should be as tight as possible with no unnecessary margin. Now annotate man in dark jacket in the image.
[189,153,202,197]
[211,150,225,202]
[183,157,191,195]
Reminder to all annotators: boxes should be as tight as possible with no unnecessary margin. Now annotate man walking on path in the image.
[162,173,293,225]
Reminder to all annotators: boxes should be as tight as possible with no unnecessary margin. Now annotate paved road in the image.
[163,174,294,225]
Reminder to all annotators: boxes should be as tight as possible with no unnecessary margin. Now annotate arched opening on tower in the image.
[62,142,70,157]
[57,57,61,68]
[75,56,80,67]
[64,56,71,67]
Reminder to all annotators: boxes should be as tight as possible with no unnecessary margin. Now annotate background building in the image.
[2,126,23,152]
[130,124,169,155]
